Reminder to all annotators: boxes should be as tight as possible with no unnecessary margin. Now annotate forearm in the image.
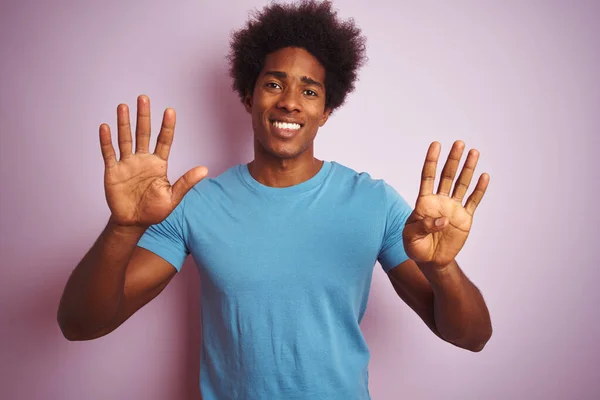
[57,218,146,340]
[419,260,492,351]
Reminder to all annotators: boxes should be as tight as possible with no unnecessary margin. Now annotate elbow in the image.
[58,323,81,342]
[462,325,493,353]
[442,322,493,352]
[58,320,102,342]
[57,296,87,341]
[57,312,84,341]
[57,317,115,342]
[57,309,98,341]
[57,301,118,341]
[61,329,85,342]
[466,339,488,353]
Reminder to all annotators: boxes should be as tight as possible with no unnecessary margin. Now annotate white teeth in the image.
[272,121,301,130]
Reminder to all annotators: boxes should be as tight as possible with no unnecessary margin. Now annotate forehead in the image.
[259,47,326,82]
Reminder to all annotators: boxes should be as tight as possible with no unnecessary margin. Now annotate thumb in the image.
[171,166,209,205]
[404,216,448,241]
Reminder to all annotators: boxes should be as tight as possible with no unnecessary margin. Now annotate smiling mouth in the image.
[271,120,303,131]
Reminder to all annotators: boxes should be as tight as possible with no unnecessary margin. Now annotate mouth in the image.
[269,119,303,139]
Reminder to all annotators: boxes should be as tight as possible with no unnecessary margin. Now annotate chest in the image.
[185,197,384,295]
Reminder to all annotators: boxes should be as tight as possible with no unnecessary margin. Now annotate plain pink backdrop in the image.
[1,0,599,399]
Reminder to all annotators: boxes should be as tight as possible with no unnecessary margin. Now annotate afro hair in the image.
[228,0,367,112]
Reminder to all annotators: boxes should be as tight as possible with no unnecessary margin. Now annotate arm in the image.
[57,95,207,341]
[389,140,492,351]
[57,220,176,341]
[387,258,491,352]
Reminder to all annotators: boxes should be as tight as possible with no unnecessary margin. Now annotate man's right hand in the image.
[99,95,208,228]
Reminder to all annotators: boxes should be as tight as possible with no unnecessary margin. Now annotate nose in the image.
[276,87,301,113]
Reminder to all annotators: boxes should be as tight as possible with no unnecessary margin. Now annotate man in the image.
[58,1,492,398]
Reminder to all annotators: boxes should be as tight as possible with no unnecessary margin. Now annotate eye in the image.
[265,82,281,90]
[303,89,317,97]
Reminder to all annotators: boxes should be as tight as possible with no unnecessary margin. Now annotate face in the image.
[244,47,331,160]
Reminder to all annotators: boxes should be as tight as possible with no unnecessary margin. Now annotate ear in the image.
[319,108,332,127]
[243,91,253,114]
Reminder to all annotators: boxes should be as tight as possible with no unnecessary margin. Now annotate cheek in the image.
[252,101,269,121]
[252,116,263,134]
[251,113,270,138]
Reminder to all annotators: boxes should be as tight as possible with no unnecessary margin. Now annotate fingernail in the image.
[435,218,444,226]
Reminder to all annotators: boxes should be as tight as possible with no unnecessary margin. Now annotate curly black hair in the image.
[228,0,367,112]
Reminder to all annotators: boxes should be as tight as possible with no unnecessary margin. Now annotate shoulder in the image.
[328,161,388,193]
[179,164,247,212]
[189,164,244,194]
[324,161,393,214]
[328,161,411,211]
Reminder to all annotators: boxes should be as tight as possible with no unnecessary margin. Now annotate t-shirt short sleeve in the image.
[137,197,189,272]
[377,182,413,272]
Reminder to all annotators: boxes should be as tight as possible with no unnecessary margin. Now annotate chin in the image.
[260,140,308,160]
[253,133,291,155]
[266,145,304,160]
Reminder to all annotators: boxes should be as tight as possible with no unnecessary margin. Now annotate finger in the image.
[154,108,176,160]
[404,217,449,242]
[452,148,479,202]
[437,140,465,196]
[419,142,441,197]
[117,104,133,159]
[135,95,151,153]
[99,123,117,168]
[171,166,209,205]
[465,173,490,215]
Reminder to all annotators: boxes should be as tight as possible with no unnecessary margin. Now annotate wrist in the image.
[418,260,453,273]
[417,260,458,284]
[107,216,148,237]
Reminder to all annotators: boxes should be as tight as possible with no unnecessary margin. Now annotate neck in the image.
[248,146,323,188]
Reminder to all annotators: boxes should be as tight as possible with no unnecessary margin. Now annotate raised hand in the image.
[403,141,490,268]
[99,95,208,227]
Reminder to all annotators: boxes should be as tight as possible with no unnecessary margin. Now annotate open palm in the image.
[99,95,207,227]
[403,141,489,267]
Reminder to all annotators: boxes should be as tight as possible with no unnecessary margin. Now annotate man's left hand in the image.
[403,140,490,269]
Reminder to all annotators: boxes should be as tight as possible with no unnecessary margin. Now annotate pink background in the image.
[1,0,599,399]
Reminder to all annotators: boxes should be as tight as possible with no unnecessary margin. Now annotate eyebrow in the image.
[264,71,323,88]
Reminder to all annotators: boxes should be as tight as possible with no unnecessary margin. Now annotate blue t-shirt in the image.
[138,161,413,399]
